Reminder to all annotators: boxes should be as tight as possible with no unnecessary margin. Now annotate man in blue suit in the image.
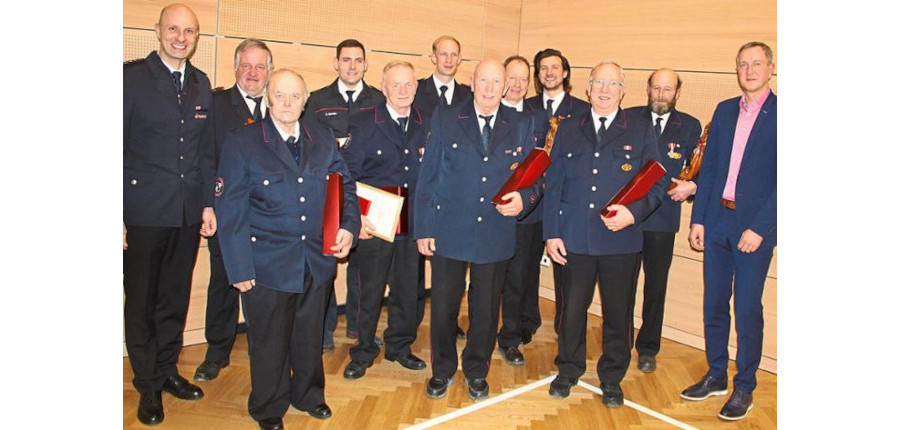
[415,59,539,401]
[215,69,361,429]
[340,61,430,380]
[680,42,776,422]
[543,62,663,407]
[624,68,702,374]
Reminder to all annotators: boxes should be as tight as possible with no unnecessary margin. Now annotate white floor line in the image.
[576,381,698,430]
[405,375,556,429]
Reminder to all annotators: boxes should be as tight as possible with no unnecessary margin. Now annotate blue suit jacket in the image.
[123,51,216,227]
[414,102,538,264]
[215,116,361,293]
[543,108,663,255]
[625,106,702,233]
[302,78,384,138]
[343,103,431,235]
[412,76,472,117]
[691,93,777,244]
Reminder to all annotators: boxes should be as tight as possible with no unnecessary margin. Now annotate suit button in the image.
[179,155,184,160]
[481,177,487,182]
[436,205,441,210]
[301,235,306,240]
[403,183,408,188]
[404,149,409,154]
[180,137,184,142]
[130,179,137,185]
[180,174,184,178]
[263,179,270,186]
[180,119,184,124]
[452,143,458,148]
[591,186,597,192]
[567,153,572,158]
[251,236,257,242]
[301,215,306,221]
[300,196,306,202]
[589,203,595,209]
[593,168,598,174]
[483,156,488,162]
[594,152,600,158]
[477,216,482,222]
[377,149,382,155]
[479,197,485,202]
[404,166,409,171]
[297,177,303,183]
[512,152,517,156]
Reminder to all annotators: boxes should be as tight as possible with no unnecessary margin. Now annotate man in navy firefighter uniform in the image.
[195,38,274,383]
[215,69,360,430]
[303,39,384,350]
[122,3,216,426]
[415,59,539,401]
[624,68,701,374]
[543,62,663,408]
[340,61,431,380]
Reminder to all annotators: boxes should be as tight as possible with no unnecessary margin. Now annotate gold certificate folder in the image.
[355,182,404,243]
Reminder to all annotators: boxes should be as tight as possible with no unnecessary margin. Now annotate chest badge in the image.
[510,162,519,171]
[621,163,633,172]
[667,142,682,159]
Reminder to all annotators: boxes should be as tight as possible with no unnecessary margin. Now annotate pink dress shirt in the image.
[722,89,771,201]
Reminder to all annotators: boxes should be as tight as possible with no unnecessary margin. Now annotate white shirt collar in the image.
[275,121,300,143]
[337,79,363,102]
[541,91,565,114]
[474,102,499,129]
[385,103,411,131]
[650,110,671,133]
[501,99,524,112]
[236,84,267,118]
[432,75,456,104]
[160,59,186,86]
[592,108,618,133]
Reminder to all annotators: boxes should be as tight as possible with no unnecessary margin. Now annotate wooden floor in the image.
[123,297,777,429]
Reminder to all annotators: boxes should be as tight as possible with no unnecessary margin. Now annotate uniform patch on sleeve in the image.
[215,177,225,197]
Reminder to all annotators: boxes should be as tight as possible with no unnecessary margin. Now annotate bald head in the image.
[646,68,681,115]
[266,69,309,132]
[155,3,199,69]
[471,59,506,114]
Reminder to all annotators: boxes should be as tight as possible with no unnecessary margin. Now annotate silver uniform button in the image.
[130,179,137,185]
[404,166,409,171]
[479,197,485,202]
[589,203,595,209]
[483,156,488,162]
[180,137,184,142]
[452,143,458,148]
[263,179,270,186]
[404,149,409,154]
[403,183,408,187]
[594,152,600,158]
[626,154,631,159]
[297,177,303,183]
[436,205,441,210]
[301,235,306,240]
[300,196,306,202]
[377,149,382,155]
[593,168,598,174]
[481,177,487,182]
[251,236,257,242]
[512,152,517,156]
[591,185,597,191]
[477,216,482,222]
[301,215,306,221]
[567,153,572,158]
[180,174,184,178]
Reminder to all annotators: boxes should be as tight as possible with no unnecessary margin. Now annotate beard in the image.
[649,97,676,115]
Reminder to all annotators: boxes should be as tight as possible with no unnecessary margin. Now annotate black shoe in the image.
[137,391,164,425]
[257,417,284,430]
[193,359,228,382]
[600,382,624,408]
[456,326,466,339]
[718,390,753,420]
[548,375,578,399]
[681,375,728,401]
[426,376,454,399]
[637,355,656,373]
[374,335,384,347]
[385,353,426,370]
[521,328,534,345]
[303,404,332,420]
[499,346,524,366]
[162,375,204,400]
[343,360,373,380]
[466,377,489,401]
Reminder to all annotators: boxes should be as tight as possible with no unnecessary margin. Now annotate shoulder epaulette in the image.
[123,58,146,68]
[212,86,226,94]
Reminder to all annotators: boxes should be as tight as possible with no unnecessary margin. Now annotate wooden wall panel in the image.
[123,29,218,87]
[123,0,217,33]
[519,0,776,72]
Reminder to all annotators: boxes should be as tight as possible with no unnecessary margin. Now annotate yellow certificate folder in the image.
[355,182,404,243]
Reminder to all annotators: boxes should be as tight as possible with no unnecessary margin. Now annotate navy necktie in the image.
[398,116,408,137]
[546,98,555,120]
[248,95,263,120]
[655,117,663,138]
[286,136,301,165]
[479,115,493,151]
[346,90,355,110]
[439,85,448,106]
[172,71,182,102]
[596,117,607,146]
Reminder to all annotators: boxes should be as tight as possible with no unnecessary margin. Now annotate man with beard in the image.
[624,68,701,374]
[304,39,384,352]
[195,38,274,383]
[524,48,589,341]
[123,3,216,425]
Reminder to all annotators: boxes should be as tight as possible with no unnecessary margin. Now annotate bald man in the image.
[215,69,360,429]
[415,59,538,401]
[123,3,215,425]
[624,68,701,374]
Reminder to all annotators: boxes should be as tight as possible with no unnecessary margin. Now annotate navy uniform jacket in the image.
[543,108,664,255]
[625,106,702,233]
[212,85,256,162]
[412,76,472,117]
[691,94,777,244]
[303,78,384,138]
[414,102,539,264]
[343,104,430,235]
[124,51,216,227]
[215,116,362,293]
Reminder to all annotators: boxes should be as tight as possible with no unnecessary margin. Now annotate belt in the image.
[721,198,735,210]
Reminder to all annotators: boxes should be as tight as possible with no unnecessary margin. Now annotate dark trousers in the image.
[324,255,360,345]
[555,252,640,385]
[635,230,676,357]
[703,206,773,393]
[350,236,423,362]
[430,255,509,379]
[123,224,201,393]
[498,222,544,348]
[241,275,329,422]
[552,261,564,334]
[203,234,241,364]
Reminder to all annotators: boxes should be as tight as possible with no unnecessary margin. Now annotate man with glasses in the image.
[195,38,274,383]
[543,62,662,407]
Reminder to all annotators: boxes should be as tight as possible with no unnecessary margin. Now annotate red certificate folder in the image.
[492,115,566,205]
[600,160,666,218]
[322,172,343,255]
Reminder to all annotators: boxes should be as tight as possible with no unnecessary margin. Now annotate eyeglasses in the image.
[238,63,268,73]
[589,79,624,88]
